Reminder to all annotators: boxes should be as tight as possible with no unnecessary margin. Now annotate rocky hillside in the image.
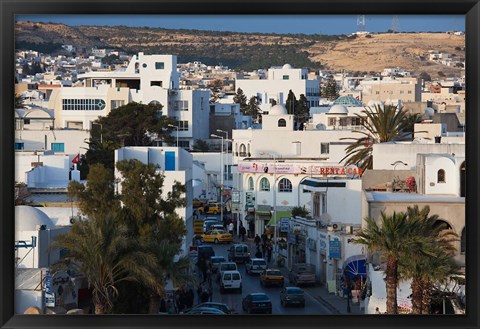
[16,20,465,78]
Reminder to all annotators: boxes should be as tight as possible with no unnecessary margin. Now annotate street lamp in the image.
[168,124,179,147]
[211,134,224,222]
[259,151,278,261]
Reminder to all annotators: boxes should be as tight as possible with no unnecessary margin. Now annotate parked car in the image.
[228,244,250,263]
[194,302,233,314]
[245,258,267,275]
[260,269,285,287]
[182,307,225,315]
[205,202,222,215]
[210,224,225,231]
[201,230,233,244]
[288,263,316,286]
[220,270,242,293]
[242,293,272,314]
[280,287,305,307]
[217,262,238,282]
[210,256,226,273]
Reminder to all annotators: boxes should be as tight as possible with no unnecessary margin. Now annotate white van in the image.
[216,262,238,282]
[220,270,242,293]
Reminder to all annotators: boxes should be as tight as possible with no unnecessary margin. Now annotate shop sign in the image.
[318,233,328,253]
[329,239,342,259]
[238,161,362,177]
[45,292,55,308]
[280,218,290,233]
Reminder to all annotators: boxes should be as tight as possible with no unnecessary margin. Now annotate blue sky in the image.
[16,15,464,35]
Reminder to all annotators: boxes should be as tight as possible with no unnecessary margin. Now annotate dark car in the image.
[280,286,305,307]
[197,245,215,263]
[242,293,272,314]
[194,302,233,314]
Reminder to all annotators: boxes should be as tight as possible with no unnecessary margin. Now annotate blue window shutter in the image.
[165,151,175,171]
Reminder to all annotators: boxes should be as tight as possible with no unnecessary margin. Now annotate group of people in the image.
[253,233,273,263]
[159,284,195,314]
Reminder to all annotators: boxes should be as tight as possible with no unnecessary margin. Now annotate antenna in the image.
[390,16,400,33]
[357,15,366,32]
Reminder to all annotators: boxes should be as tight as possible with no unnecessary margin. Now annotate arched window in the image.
[260,178,270,191]
[278,118,286,127]
[248,177,254,191]
[278,178,292,192]
[239,144,247,157]
[437,169,446,183]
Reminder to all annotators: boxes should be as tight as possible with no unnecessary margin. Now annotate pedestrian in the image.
[228,221,234,235]
[159,298,167,313]
[166,298,176,314]
[267,244,272,263]
[255,246,263,259]
[196,283,203,304]
[239,225,246,242]
[200,288,209,303]
[375,307,381,314]
[254,234,261,247]
[261,242,266,257]
[206,284,213,302]
[261,232,267,244]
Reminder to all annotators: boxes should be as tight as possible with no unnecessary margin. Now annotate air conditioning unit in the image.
[327,223,341,232]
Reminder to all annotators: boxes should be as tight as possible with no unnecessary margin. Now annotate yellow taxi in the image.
[260,269,285,287]
[201,230,233,244]
[205,202,222,215]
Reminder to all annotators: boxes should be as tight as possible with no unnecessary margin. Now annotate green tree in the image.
[402,112,424,138]
[192,139,210,152]
[51,212,159,314]
[291,206,309,218]
[246,95,260,122]
[340,104,410,171]
[322,75,339,101]
[67,163,119,220]
[419,71,432,82]
[354,211,416,314]
[233,88,248,114]
[295,94,310,127]
[15,94,25,108]
[400,205,459,314]
[285,90,297,115]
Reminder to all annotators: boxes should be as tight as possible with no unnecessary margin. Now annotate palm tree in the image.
[340,104,411,171]
[51,213,159,314]
[400,205,459,314]
[146,240,194,314]
[354,211,416,314]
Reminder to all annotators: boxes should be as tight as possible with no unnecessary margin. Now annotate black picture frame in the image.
[1,1,479,328]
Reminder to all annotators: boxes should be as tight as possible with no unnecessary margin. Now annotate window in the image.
[62,99,106,111]
[260,178,270,191]
[24,119,30,125]
[408,90,412,94]
[437,169,446,183]
[239,144,247,157]
[51,142,65,152]
[320,143,329,154]
[351,117,363,126]
[178,121,189,131]
[111,100,125,110]
[15,142,24,150]
[328,118,336,126]
[339,118,347,126]
[376,91,380,94]
[178,141,190,148]
[282,75,289,80]
[248,177,254,191]
[278,178,292,192]
[155,62,164,70]
[278,119,286,127]
[150,81,163,87]
[175,100,189,111]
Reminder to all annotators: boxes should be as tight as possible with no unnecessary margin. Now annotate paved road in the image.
[199,242,330,315]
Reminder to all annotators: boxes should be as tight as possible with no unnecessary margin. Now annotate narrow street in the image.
[195,242,331,315]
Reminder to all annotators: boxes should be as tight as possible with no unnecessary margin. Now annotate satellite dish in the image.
[320,212,333,225]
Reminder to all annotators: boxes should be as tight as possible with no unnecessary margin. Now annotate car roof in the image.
[285,287,304,292]
[185,307,225,314]
[247,292,269,297]
[223,270,240,274]
[211,256,226,260]
[250,258,266,261]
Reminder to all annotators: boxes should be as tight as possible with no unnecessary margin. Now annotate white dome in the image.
[269,104,288,115]
[282,64,292,69]
[328,104,348,114]
[15,206,55,233]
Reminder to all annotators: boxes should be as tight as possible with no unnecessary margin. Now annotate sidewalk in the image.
[240,236,364,315]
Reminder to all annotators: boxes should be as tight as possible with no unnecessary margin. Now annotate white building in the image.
[46,53,211,149]
[115,146,195,254]
[235,64,321,113]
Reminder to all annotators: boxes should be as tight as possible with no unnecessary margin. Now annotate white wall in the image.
[16,153,73,187]
[15,129,90,154]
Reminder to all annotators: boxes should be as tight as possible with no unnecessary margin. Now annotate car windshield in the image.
[212,257,225,264]
[214,230,226,234]
[267,270,282,276]
[251,294,269,301]
[253,260,266,266]
[222,264,236,270]
[232,273,240,280]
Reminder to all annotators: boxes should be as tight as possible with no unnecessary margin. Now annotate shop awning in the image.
[342,255,367,279]
[256,205,271,217]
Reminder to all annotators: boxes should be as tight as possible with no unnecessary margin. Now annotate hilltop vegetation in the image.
[15,20,465,77]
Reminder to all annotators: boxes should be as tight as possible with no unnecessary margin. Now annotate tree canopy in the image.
[322,75,339,101]
[233,88,248,115]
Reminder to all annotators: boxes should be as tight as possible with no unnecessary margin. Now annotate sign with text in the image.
[280,218,290,233]
[238,161,362,177]
[329,239,342,259]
